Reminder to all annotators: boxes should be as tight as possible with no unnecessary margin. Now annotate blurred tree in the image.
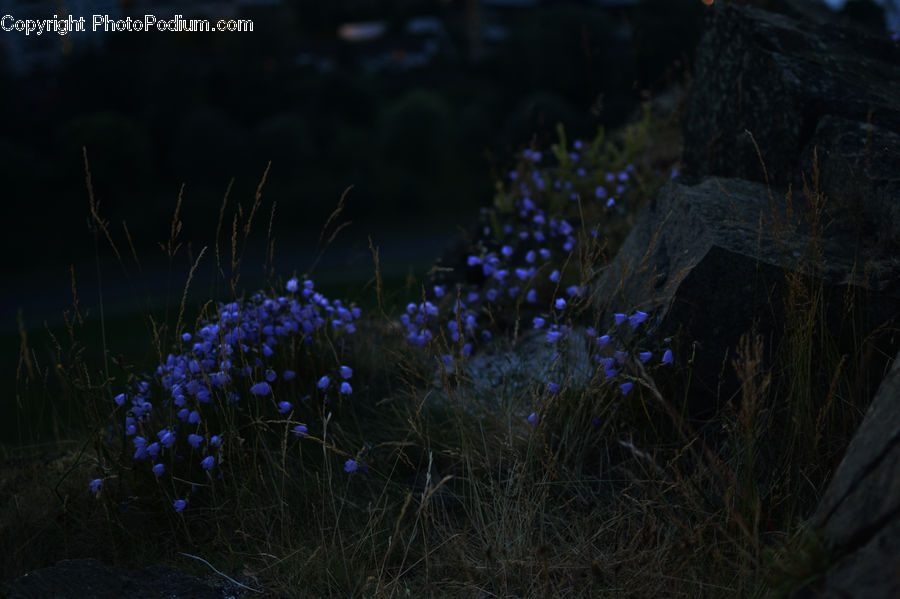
[632,0,704,90]
[504,90,584,149]
[378,88,454,176]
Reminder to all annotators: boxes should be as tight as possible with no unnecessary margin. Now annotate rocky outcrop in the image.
[595,175,899,415]
[682,1,900,246]
[4,558,226,599]
[595,2,900,594]
[799,349,900,599]
[595,2,900,415]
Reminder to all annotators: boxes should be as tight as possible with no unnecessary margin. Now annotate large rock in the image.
[796,349,900,599]
[594,176,899,414]
[682,2,900,247]
[4,558,226,599]
[601,2,900,594]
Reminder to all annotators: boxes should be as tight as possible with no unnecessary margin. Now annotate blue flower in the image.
[89,478,103,494]
[526,289,537,303]
[188,434,203,449]
[344,459,358,473]
[293,424,308,437]
[555,298,566,310]
[278,401,292,413]
[340,382,352,395]
[265,369,277,382]
[250,382,271,396]
[595,186,607,199]
[317,375,330,390]
[152,463,165,477]
[628,311,648,329]
[173,499,187,512]
[188,410,201,424]
[527,412,537,424]
[614,313,626,326]
[114,393,125,406]
[620,382,633,395]
[441,354,453,366]
[133,435,147,454]
[283,370,296,381]
[201,456,215,470]
[210,435,222,447]
[340,365,353,379]
[596,335,610,348]
[549,270,560,283]
[501,245,513,258]
[639,352,652,363]
[547,382,560,394]
[158,429,176,448]
[662,349,673,365]
[286,278,299,292]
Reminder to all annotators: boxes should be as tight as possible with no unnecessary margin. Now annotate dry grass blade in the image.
[174,246,207,344]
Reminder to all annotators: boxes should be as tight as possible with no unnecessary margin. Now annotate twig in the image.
[178,552,263,594]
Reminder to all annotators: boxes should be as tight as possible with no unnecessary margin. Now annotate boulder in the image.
[594,176,900,414]
[796,348,900,598]
[4,558,224,599]
[598,2,900,594]
[682,2,900,247]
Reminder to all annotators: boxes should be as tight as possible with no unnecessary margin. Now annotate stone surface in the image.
[795,349,900,598]
[594,176,899,414]
[4,558,224,599]
[608,2,900,594]
[682,2,900,246]
[799,114,900,249]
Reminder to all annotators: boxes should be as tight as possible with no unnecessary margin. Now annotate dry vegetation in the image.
[3,90,884,598]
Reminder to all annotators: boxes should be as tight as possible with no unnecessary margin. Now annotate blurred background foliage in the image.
[1,0,718,278]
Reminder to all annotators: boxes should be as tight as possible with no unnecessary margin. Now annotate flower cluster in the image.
[429,137,674,421]
[91,278,361,509]
[525,310,674,424]
[403,137,640,362]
